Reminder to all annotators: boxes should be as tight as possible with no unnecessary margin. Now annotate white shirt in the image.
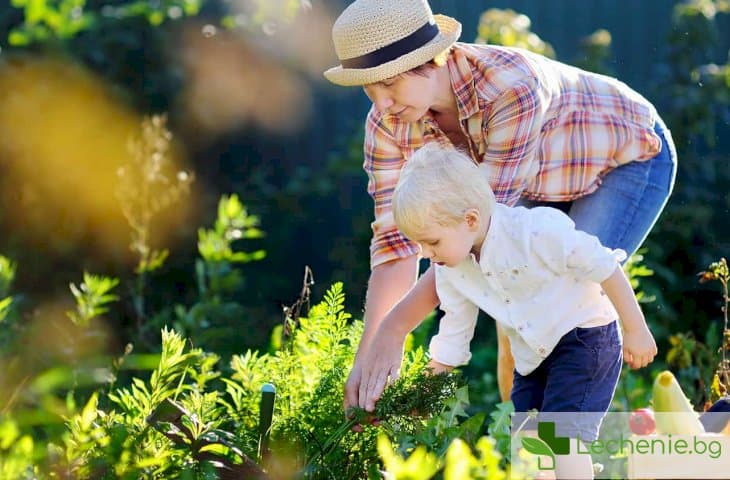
[429,204,626,375]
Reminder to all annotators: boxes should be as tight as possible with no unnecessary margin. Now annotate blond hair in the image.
[393,145,496,239]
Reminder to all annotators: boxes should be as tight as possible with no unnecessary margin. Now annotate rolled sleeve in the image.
[429,267,480,366]
[575,246,626,283]
[364,108,420,268]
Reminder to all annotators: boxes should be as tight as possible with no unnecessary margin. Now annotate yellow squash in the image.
[652,370,705,435]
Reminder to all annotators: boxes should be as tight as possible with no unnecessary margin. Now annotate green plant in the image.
[474,8,555,58]
[377,431,507,480]
[613,368,654,412]
[5,0,202,46]
[486,401,514,466]
[0,418,36,479]
[644,1,730,396]
[49,283,478,479]
[151,193,267,354]
[698,257,730,401]
[117,114,193,328]
[196,193,266,278]
[356,385,512,480]
[304,370,465,476]
[59,328,221,478]
[5,0,313,48]
[442,436,505,480]
[0,255,17,327]
[66,272,119,327]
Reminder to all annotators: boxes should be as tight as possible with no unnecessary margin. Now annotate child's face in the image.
[409,216,479,268]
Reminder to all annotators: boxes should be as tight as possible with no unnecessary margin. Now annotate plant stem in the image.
[305,417,358,471]
[720,267,729,390]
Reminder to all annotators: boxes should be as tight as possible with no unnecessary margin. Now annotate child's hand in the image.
[622,324,657,369]
[426,358,454,375]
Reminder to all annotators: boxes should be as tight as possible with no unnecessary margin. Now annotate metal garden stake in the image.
[258,382,276,462]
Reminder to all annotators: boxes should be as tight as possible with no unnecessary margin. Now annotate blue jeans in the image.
[511,322,623,440]
[518,119,677,259]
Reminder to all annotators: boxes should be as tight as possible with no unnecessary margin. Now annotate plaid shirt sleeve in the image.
[478,77,548,206]
[363,107,420,268]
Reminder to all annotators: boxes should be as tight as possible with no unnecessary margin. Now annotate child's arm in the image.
[427,358,455,374]
[601,266,657,369]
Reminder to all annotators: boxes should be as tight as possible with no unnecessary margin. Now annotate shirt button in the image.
[505,298,511,304]
[538,347,546,355]
[517,325,524,332]
[486,271,492,276]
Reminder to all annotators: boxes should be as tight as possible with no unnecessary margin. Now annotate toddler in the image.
[357,144,657,479]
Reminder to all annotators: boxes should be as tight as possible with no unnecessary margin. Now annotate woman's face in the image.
[363,70,438,122]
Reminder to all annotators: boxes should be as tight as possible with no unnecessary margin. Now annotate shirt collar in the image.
[447,44,481,121]
[476,204,506,268]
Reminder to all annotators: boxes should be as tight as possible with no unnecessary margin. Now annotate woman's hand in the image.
[343,360,366,430]
[358,327,407,413]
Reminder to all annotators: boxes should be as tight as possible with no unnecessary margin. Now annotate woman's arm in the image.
[344,261,440,413]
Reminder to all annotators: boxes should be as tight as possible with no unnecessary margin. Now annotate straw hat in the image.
[323,0,461,86]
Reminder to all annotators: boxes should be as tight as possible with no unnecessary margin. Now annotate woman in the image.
[323,0,676,415]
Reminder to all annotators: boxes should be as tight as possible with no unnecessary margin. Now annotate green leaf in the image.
[80,392,99,430]
[148,10,164,26]
[26,0,48,25]
[0,296,12,323]
[8,29,30,46]
[67,272,120,326]
[0,420,20,449]
[520,436,555,458]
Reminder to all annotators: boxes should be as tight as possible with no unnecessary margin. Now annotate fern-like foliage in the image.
[52,284,477,479]
[58,328,221,478]
[222,282,468,479]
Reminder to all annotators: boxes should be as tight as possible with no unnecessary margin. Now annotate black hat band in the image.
[340,21,439,69]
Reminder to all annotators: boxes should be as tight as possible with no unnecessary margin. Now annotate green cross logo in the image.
[519,421,570,470]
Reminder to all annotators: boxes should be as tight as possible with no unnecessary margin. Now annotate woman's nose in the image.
[364,86,393,113]
[374,95,394,113]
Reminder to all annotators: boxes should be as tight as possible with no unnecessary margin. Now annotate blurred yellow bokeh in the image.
[175,2,335,139]
[0,55,194,259]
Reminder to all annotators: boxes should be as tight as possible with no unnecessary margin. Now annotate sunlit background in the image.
[0,0,728,476]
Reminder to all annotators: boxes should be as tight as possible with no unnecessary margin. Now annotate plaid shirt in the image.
[364,43,662,268]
